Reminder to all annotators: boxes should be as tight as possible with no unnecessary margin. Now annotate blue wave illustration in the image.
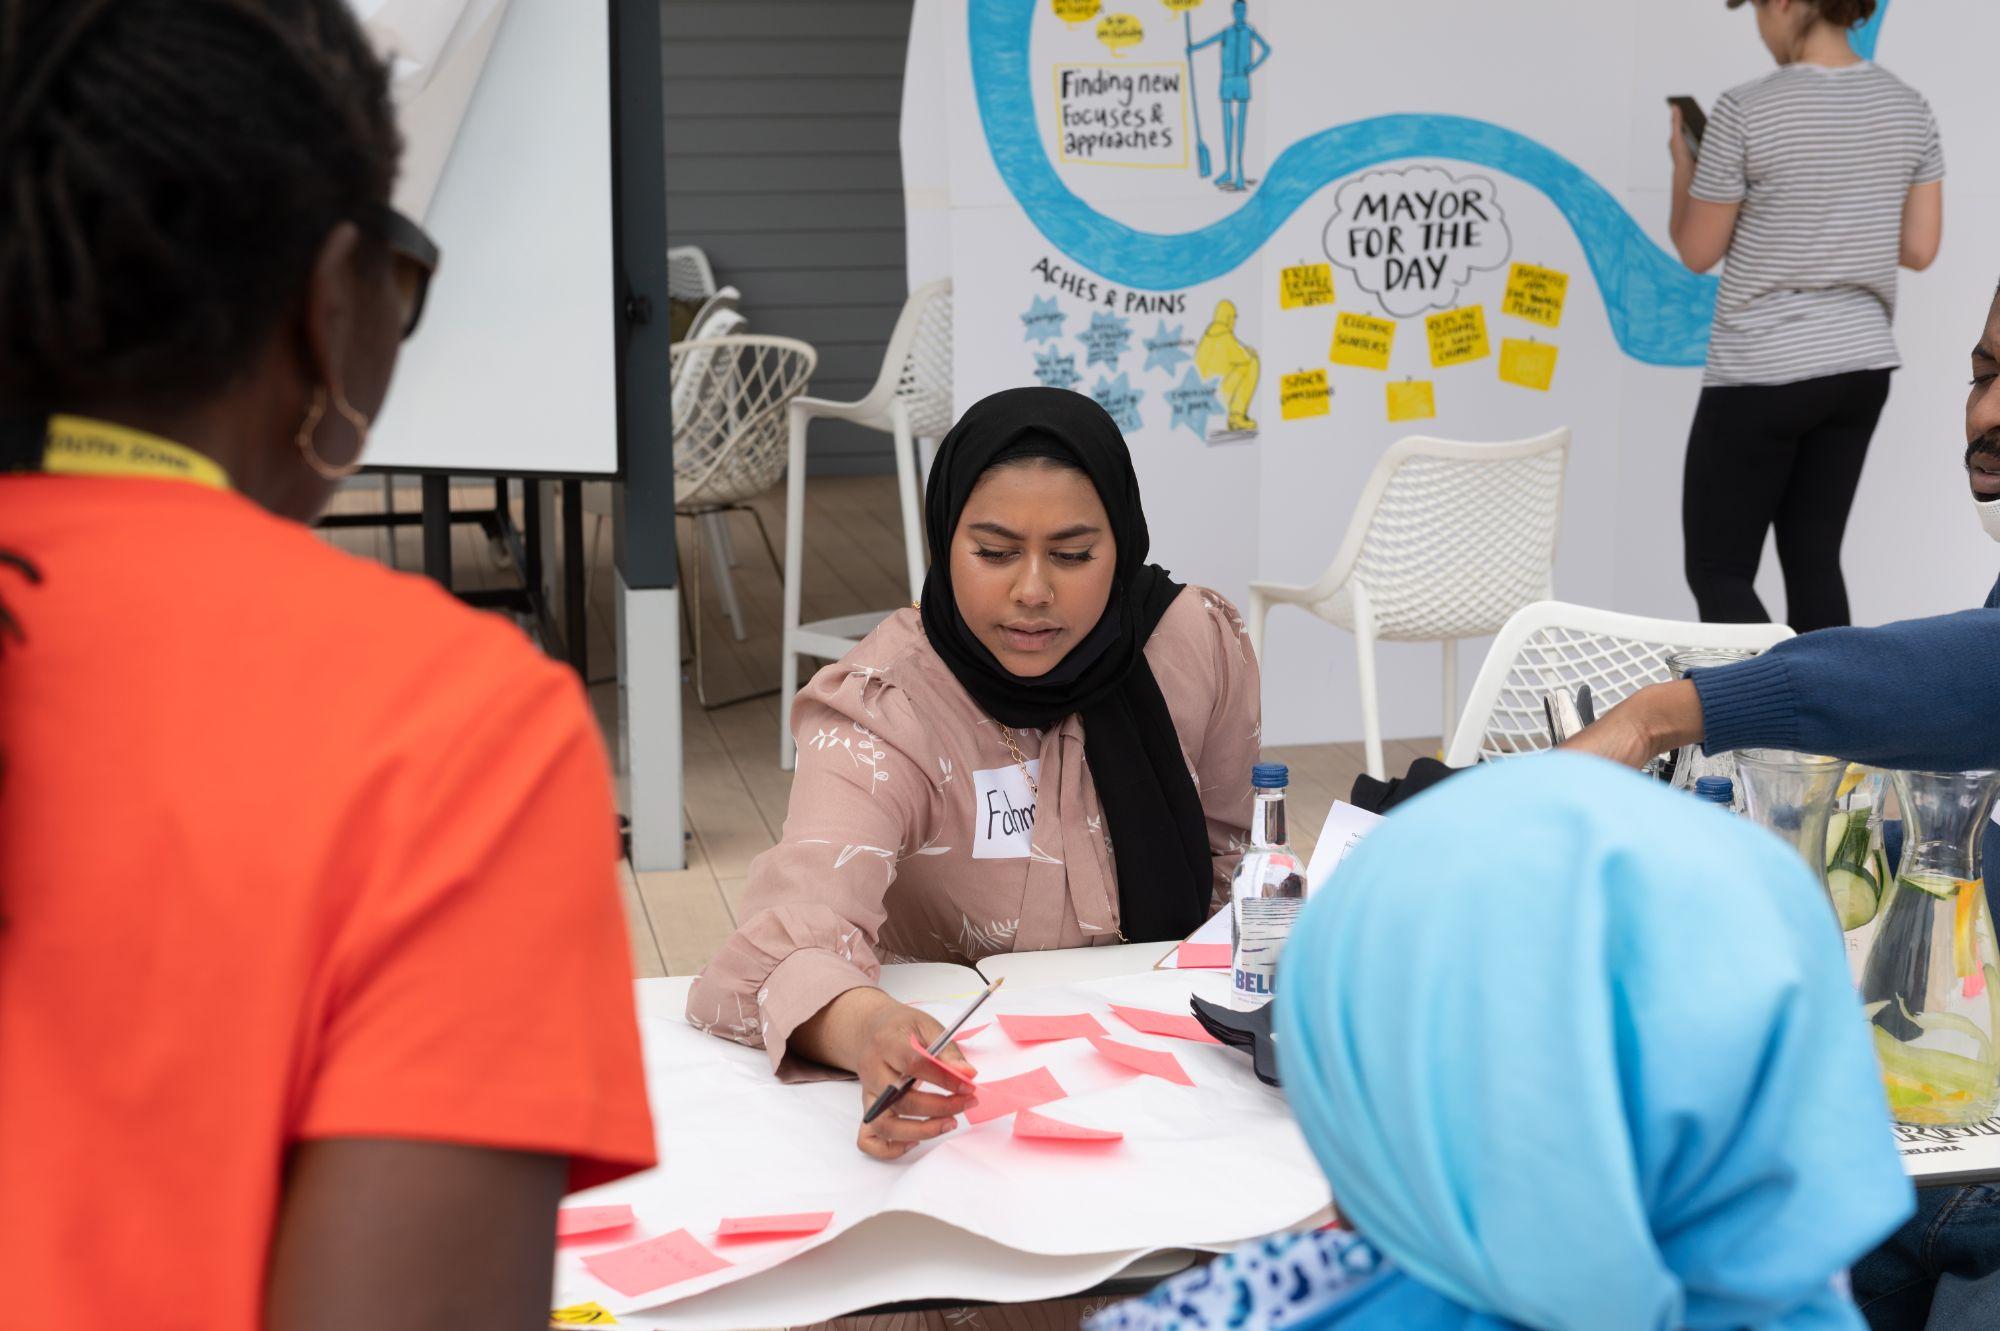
[968,0,1891,368]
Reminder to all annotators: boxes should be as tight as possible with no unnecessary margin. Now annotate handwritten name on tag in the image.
[973,761,1042,859]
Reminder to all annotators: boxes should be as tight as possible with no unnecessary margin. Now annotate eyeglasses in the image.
[356,203,441,340]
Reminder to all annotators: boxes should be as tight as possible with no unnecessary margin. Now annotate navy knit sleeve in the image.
[1693,610,2000,771]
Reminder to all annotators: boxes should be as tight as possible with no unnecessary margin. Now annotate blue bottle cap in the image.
[1693,775,1734,803]
[1252,762,1289,790]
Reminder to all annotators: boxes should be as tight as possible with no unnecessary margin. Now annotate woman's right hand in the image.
[1667,106,1695,176]
[851,998,978,1161]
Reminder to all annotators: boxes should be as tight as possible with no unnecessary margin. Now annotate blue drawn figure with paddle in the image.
[1187,1,1271,192]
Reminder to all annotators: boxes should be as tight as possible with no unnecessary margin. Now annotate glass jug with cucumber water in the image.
[1861,769,2000,1126]
[1231,763,1306,1010]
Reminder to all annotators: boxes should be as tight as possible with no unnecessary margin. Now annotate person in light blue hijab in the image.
[1091,752,1913,1331]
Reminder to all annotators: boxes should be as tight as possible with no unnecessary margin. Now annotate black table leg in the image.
[561,480,587,676]
[421,474,451,588]
[523,478,544,601]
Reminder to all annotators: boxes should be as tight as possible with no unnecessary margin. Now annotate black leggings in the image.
[1682,368,1891,632]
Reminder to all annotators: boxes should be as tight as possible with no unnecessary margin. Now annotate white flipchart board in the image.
[362,0,620,475]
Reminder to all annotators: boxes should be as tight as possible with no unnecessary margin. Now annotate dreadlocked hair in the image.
[0,0,402,414]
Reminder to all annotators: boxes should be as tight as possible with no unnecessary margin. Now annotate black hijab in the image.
[919,387,1212,943]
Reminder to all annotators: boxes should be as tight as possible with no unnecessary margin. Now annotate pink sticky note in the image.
[1110,1003,1222,1045]
[557,1204,637,1238]
[908,1032,979,1086]
[716,1211,834,1240]
[1014,1108,1123,1142]
[1088,1034,1195,1087]
[1176,941,1232,970]
[584,1229,732,1298]
[995,1012,1108,1043]
[962,1066,1068,1125]
[1969,970,1989,1001]
[954,1023,990,1042]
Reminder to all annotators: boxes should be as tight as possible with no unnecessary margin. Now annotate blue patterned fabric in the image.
[1087,1230,1394,1331]
[1097,754,1915,1330]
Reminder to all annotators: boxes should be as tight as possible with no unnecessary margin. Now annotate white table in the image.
[589,958,1311,1328]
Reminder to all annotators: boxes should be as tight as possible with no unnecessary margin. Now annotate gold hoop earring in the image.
[296,386,371,480]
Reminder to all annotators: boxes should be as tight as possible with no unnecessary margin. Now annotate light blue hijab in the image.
[1271,753,1913,1331]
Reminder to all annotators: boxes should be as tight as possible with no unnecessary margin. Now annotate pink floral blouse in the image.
[686,587,1261,1076]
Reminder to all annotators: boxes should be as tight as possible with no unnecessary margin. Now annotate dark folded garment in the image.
[1190,995,1280,1086]
[1349,755,1463,814]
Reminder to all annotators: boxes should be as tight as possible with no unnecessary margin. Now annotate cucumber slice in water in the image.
[1829,865,1879,930]
[1825,811,1851,869]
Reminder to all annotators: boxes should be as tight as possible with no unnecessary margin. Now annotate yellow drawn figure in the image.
[1195,298,1260,433]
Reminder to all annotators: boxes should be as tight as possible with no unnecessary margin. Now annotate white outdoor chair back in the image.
[1247,428,1570,779]
[1443,600,1795,767]
[671,335,818,509]
[777,279,954,768]
[666,245,718,301]
[885,279,954,438]
[1312,431,1569,642]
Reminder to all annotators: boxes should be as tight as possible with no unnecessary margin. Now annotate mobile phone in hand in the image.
[1667,96,1708,157]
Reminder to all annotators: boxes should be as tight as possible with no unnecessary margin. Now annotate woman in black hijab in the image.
[690,387,1261,1159]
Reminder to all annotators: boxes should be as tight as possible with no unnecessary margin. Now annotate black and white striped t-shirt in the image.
[1691,61,1943,388]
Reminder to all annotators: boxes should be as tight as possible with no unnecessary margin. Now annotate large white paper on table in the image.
[1304,802,1384,894]
[610,1214,1163,1331]
[556,970,1330,1319]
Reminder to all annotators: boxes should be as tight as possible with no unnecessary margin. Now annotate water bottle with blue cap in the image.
[1230,762,1306,1010]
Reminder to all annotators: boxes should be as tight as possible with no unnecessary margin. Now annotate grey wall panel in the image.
[662,0,916,474]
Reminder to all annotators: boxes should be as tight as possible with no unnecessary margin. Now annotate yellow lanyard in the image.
[40,414,231,491]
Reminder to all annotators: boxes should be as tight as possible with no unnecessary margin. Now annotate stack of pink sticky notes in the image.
[995,1012,1108,1043]
[907,1032,978,1085]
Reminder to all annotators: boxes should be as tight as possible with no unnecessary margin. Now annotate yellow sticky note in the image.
[1330,312,1395,370]
[1096,12,1142,52]
[1501,262,1569,329]
[1279,263,1335,311]
[1053,0,1101,21]
[1425,306,1490,368]
[1498,338,1559,391]
[1160,0,1204,9]
[1386,380,1436,422]
[1280,368,1332,420]
[551,1304,618,1326]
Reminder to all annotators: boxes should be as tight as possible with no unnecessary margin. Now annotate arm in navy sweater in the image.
[1694,609,2000,770]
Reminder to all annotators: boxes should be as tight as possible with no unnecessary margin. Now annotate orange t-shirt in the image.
[0,474,656,1327]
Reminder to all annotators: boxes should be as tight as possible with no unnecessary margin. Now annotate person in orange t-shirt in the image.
[0,3,654,1328]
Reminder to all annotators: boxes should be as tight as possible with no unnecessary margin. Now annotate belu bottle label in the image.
[1232,896,1303,1009]
[972,761,1042,859]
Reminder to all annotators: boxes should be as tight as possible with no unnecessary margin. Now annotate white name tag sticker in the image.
[972,761,1041,860]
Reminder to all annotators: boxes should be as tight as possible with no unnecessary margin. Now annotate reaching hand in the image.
[1561,679,1705,771]
[852,1001,978,1161]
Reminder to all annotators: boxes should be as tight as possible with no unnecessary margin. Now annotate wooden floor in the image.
[319,476,1439,981]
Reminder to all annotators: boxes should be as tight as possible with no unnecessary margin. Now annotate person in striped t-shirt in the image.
[1669,0,1943,633]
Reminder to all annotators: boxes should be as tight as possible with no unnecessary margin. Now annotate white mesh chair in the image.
[1247,429,1570,780]
[666,245,717,301]
[583,292,746,634]
[1443,600,1794,766]
[778,278,953,768]
[671,334,818,707]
